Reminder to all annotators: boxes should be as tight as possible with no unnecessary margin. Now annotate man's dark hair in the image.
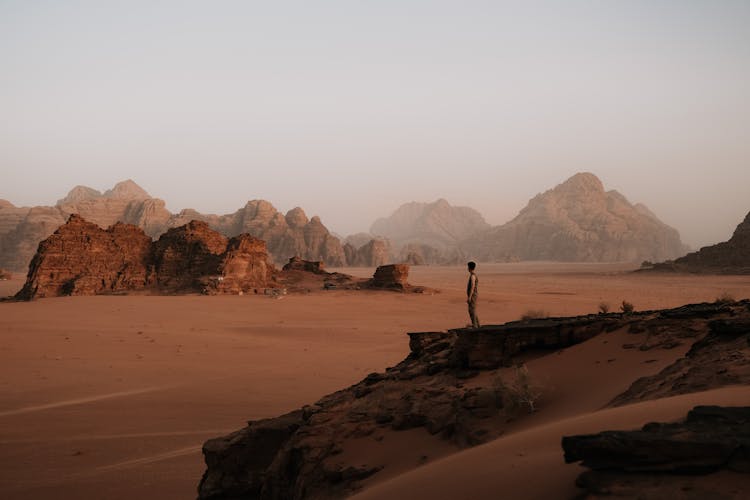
[468,261,476,271]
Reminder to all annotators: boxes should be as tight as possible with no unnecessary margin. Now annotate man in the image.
[466,261,480,328]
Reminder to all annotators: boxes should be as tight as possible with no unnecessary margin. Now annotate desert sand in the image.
[1,263,749,499]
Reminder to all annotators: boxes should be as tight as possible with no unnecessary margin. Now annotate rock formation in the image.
[0,268,12,280]
[16,215,276,299]
[649,211,750,274]
[198,300,749,499]
[563,406,750,498]
[150,221,229,293]
[16,214,152,299]
[0,181,347,271]
[609,308,750,407]
[371,198,490,251]
[463,172,689,263]
[367,264,410,290]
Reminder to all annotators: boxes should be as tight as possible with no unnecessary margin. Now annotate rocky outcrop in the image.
[282,256,326,274]
[0,181,347,271]
[367,264,410,290]
[213,235,276,295]
[563,406,750,498]
[16,214,152,299]
[649,211,750,274]
[463,172,689,263]
[16,215,276,299]
[150,221,229,293]
[609,303,750,406]
[198,300,750,499]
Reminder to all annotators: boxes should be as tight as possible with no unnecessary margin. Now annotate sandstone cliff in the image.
[0,181,346,271]
[463,173,689,263]
[16,216,276,299]
[650,211,750,273]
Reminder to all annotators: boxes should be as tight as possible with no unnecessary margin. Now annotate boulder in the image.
[368,264,409,290]
[563,406,750,498]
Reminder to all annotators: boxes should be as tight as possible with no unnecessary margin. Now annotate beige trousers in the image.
[468,299,480,328]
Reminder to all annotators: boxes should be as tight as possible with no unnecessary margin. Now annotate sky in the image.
[2,1,749,248]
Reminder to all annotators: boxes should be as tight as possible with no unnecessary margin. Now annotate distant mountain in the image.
[463,172,689,263]
[651,211,750,273]
[371,199,490,250]
[0,180,345,271]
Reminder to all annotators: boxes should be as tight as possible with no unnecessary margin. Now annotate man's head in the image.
[468,261,476,271]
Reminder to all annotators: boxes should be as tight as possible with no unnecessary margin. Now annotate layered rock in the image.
[198,300,750,500]
[16,214,152,299]
[16,215,276,299]
[563,406,750,498]
[650,211,750,273]
[367,264,410,290]
[609,305,750,407]
[463,172,689,263]
[0,181,346,271]
[150,221,229,292]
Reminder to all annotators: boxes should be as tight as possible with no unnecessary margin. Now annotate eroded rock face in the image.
[463,172,689,263]
[150,221,229,292]
[652,211,750,274]
[282,256,326,274]
[609,303,750,406]
[0,181,347,271]
[368,264,409,290]
[563,406,750,498]
[198,301,750,500]
[16,214,152,299]
[16,215,276,299]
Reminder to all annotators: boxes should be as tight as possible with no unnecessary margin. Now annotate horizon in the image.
[3,1,750,248]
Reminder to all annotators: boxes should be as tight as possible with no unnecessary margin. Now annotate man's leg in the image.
[469,300,480,328]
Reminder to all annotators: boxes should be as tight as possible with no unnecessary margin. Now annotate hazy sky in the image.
[2,1,749,248]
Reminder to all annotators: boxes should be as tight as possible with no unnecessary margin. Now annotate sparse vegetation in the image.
[715,291,735,305]
[620,300,635,314]
[506,364,543,413]
[521,309,549,321]
[598,302,610,314]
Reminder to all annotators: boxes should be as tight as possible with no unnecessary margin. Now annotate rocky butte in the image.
[16,215,276,299]
[0,181,347,272]
[197,300,750,499]
[14,215,430,300]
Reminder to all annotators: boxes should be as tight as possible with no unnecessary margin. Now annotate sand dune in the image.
[1,264,749,499]
[353,386,750,500]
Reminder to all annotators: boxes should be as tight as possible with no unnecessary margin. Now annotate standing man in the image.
[467,261,480,328]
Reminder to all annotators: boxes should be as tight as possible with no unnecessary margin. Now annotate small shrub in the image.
[507,365,543,413]
[521,309,548,321]
[715,291,735,305]
[620,300,635,314]
[598,302,610,314]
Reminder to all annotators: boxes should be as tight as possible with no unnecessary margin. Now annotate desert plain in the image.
[1,263,749,500]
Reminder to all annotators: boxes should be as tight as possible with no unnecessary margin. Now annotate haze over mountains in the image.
[0,173,693,271]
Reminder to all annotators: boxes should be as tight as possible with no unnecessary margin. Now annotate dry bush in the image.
[521,309,548,321]
[494,365,543,414]
[715,291,735,305]
[620,300,635,314]
[598,302,610,314]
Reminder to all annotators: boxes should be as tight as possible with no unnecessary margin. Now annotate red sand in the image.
[1,263,749,499]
